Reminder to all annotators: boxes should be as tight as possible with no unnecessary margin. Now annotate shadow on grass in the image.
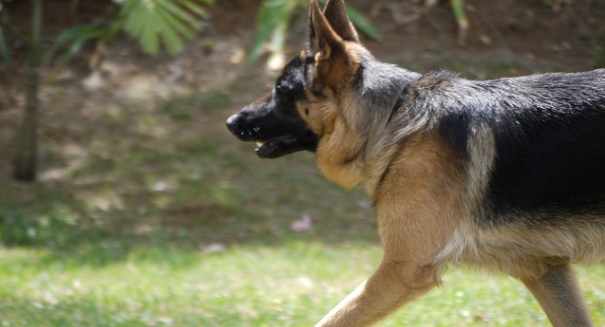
[0,139,378,269]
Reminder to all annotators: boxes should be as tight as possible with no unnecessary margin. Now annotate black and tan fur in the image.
[226,0,605,326]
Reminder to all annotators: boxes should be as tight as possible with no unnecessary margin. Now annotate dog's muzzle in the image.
[226,112,318,159]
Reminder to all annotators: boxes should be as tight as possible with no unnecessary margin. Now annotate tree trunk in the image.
[13,0,42,182]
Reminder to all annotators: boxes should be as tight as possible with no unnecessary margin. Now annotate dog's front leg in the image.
[314,207,453,327]
[315,133,466,327]
[314,257,441,327]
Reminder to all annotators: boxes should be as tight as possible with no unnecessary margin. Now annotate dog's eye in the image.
[276,84,287,94]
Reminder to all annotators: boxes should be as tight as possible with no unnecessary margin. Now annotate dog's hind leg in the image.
[518,264,593,327]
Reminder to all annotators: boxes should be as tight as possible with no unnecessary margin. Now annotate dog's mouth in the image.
[254,135,300,158]
[226,111,318,158]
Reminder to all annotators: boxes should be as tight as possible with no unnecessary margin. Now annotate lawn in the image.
[1,242,605,326]
[0,64,604,326]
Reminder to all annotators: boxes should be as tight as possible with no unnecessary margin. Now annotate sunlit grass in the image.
[1,243,605,327]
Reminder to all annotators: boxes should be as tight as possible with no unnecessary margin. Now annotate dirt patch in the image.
[358,0,605,74]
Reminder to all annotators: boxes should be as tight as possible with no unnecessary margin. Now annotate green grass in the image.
[1,75,605,326]
[1,243,605,326]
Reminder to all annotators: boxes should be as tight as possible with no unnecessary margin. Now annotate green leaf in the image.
[122,3,146,33]
[345,6,381,40]
[450,0,468,22]
[248,0,380,66]
[140,18,160,55]
[248,15,277,65]
[160,0,204,26]
[156,0,199,33]
[42,26,109,67]
[119,0,209,56]
[248,0,300,66]
[157,9,196,40]
[154,8,185,54]
[180,0,209,17]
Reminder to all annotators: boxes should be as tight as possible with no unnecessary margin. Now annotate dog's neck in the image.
[354,57,420,160]
[315,54,420,190]
[364,92,407,159]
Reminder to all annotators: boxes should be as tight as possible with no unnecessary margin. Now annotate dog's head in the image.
[226,0,365,160]
[225,54,318,158]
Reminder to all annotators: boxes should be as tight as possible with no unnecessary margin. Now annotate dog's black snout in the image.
[226,113,239,133]
[226,111,260,141]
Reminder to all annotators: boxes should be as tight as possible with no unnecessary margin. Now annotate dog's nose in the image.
[226,113,239,133]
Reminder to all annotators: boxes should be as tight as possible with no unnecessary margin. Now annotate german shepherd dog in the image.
[226,0,605,325]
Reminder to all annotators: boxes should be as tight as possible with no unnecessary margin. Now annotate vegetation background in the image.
[1,0,605,326]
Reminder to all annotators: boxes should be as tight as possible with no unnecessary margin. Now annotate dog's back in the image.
[408,69,605,223]
[486,70,605,225]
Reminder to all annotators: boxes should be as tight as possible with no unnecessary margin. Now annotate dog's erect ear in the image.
[305,4,317,57]
[322,0,359,43]
[309,0,344,60]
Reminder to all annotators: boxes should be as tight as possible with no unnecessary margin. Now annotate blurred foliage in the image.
[119,0,214,55]
[249,0,380,67]
[44,25,117,70]
[49,0,215,65]
[450,0,469,45]
[249,0,581,65]
[247,0,478,66]
[0,0,216,71]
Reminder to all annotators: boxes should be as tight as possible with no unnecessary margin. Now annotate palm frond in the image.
[120,0,210,55]
[42,26,110,68]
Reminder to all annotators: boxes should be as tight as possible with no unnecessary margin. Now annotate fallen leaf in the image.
[290,214,312,232]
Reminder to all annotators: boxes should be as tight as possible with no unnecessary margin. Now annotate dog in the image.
[226,0,605,325]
